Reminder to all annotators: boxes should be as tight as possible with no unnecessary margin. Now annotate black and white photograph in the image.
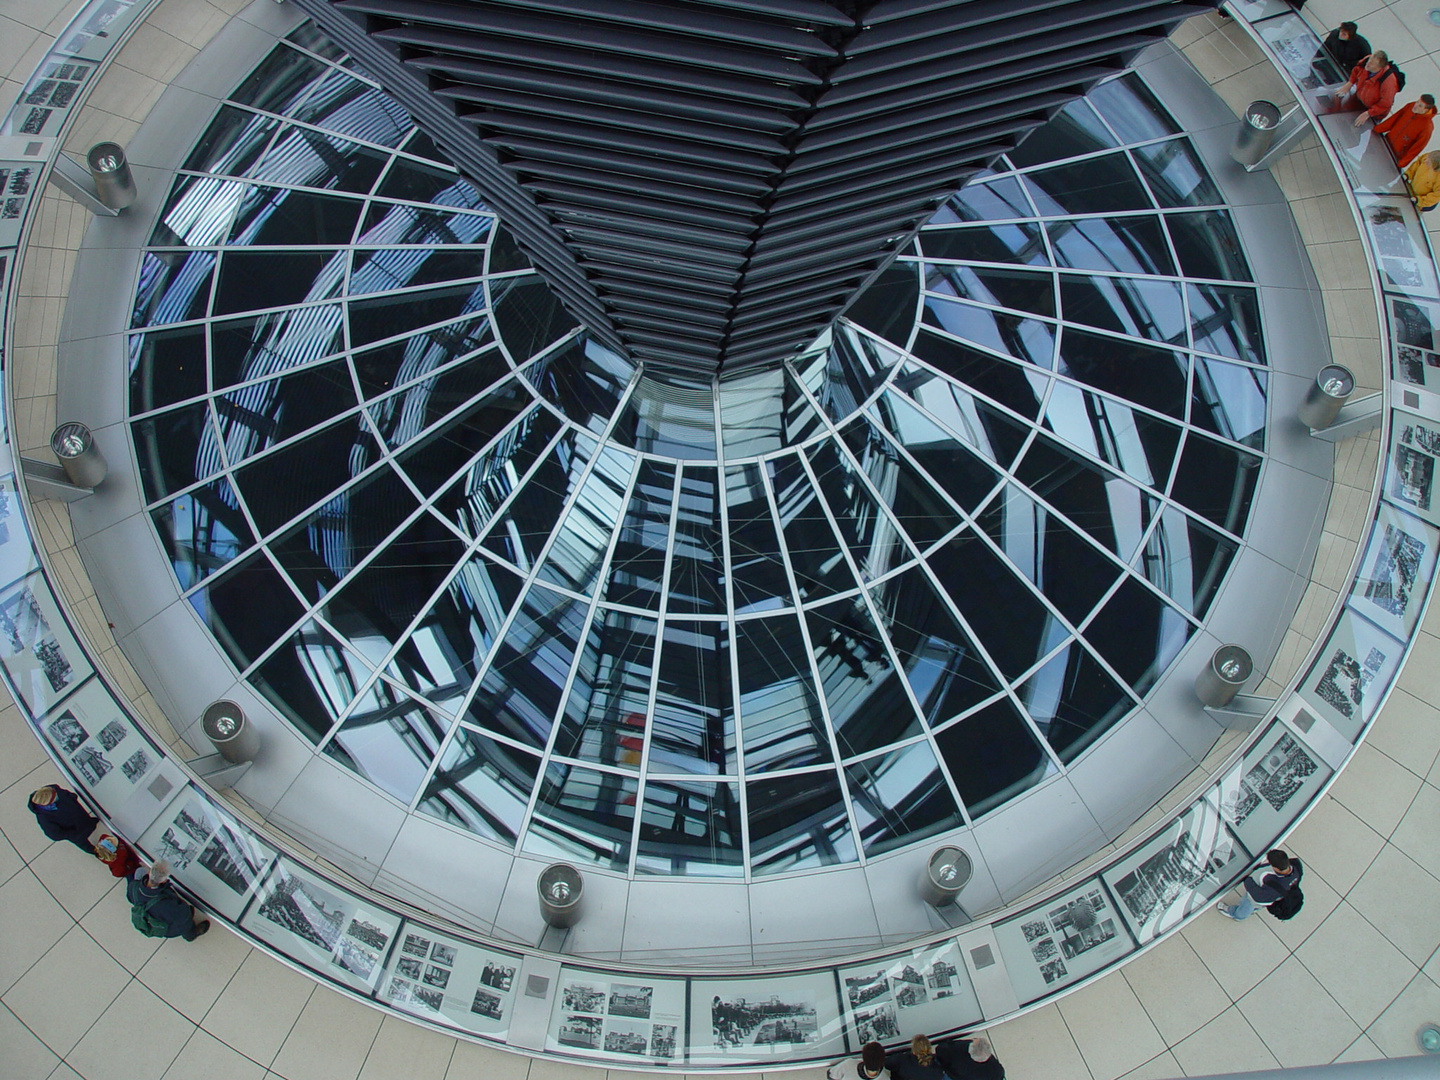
[1391,444,1435,514]
[172,801,214,844]
[1049,890,1119,960]
[1394,297,1437,350]
[1238,732,1318,818]
[604,1020,650,1056]
[1210,721,1332,854]
[845,971,889,1009]
[154,827,200,870]
[1351,506,1440,638]
[890,975,927,1009]
[1365,523,1425,617]
[424,965,451,990]
[1031,936,1058,962]
[996,879,1134,1003]
[1021,918,1050,942]
[47,712,87,753]
[430,943,457,967]
[480,961,514,992]
[1396,343,1426,385]
[650,1023,678,1059]
[0,588,69,690]
[927,959,958,997]
[854,1003,899,1043]
[1103,802,1249,943]
[471,987,504,1020]
[336,937,378,980]
[0,578,87,712]
[564,983,607,1014]
[1040,958,1068,985]
[403,933,431,958]
[256,870,349,952]
[0,477,37,590]
[1313,646,1372,722]
[414,985,444,1013]
[96,719,128,751]
[397,957,422,980]
[839,944,981,1041]
[558,1015,603,1050]
[196,827,265,896]
[608,984,653,1019]
[71,745,111,785]
[711,991,818,1047]
[346,916,389,952]
[120,747,151,783]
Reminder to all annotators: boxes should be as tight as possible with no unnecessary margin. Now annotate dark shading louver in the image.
[287,0,1212,381]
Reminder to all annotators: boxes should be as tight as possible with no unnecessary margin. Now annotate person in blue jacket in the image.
[127,860,211,941]
[28,785,99,852]
[1217,849,1301,920]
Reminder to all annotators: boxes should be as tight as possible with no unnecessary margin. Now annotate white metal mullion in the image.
[754,460,866,869]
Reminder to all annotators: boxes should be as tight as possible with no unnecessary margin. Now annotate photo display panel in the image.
[1100,800,1250,945]
[0,571,91,716]
[1347,502,1440,639]
[688,970,847,1066]
[137,785,278,921]
[1384,417,1440,530]
[546,967,687,1065]
[241,859,400,994]
[993,877,1134,1004]
[1359,194,1440,300]
[36,678,159,809]
[1207,720,1332,855]
[379,924,523,1039]
[837,940,982,1045]
[1297,605,1404,741]
[0,476,39,590]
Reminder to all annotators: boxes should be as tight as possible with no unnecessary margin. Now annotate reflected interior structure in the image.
[129,29,1269,880]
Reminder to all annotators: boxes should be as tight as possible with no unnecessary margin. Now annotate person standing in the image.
[886,1035,949,1080]
[1217,849,1301,921]
[1322,22,1371,75]
[1406,150,1440,211]
[1339,52,1401,127]
[829,1041,889,1080]
[1376,96,1437,168]
[27,785,99,853]
[937,1035,1006,1080]
[127,860,211,941]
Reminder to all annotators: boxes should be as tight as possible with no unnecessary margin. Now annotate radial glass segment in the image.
[129,30,1268,879]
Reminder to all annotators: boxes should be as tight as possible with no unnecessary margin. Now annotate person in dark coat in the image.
[937,1035,1006,1080]
[127,860,210,941]
[886,1035,949,1080]
[1322,22,1371,75]
[1217,849,1301,921]
[28,785,99,852]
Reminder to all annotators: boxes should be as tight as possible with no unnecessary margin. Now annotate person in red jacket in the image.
[1376,95,1436,168]
[1340,51,1401,127]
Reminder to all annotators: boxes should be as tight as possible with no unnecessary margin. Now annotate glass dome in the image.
[128,28,1268,880]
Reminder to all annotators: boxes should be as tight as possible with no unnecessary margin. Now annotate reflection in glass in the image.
[636,780,744,876]
[525,763,637,870]
[736,613,831,772]
[1018,642,1134,760]
[932,699,1054,818]
[649,622,735,775]
[555,610,657,769]
[323,686,447,803]
[846,741,962,855]
[747,769,857,874]
[419,727,540,844]
[806,598,922,756]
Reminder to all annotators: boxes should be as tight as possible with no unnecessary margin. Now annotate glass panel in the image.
[1165,210,1251,282]
[1057,327,1189,420]
[228,44,328,114]
[214,251,344,315]
[718,367,824,458]
[926,264,1055,319]
[1058,275,1186,345]
[1042,380,1181,488]
[1191,357,1267,449]
[747,769,857,874]
[617,377,717,460]
[1009,99,1117,168]
[244,127,389,193]
[130,326,208,415]
[352,312,494,400]
[228,187,365,245]
[805,597,921,756]
[368,352,516,454]
[290,68,411,147]
[724,463,791,613]
[932,699,1053,818]
[869,566,1002,725]
[524,762,636,871]
[872,390,1009,507]
[933,172,1033,223]
[183,104,279,176]
[1083,577,1194,695]
[323,686,446,803]
[481,430,595,572]
[1087,74,1180,143]
[132,402,216,505]
[418,727,540,844]
[1046,216,1176,275]
[210,304,346,390]
[433,406,561,539]
[649,621,734,775]
[909,330,1050,415]
[736,613,831,772]
[920,221,1049,266]
[538,446,631,596]
[836,417,961,550]
[189,550,305,672]
[1023,154,1153,216]
[666,467,725,615]
[920,300,1057,373]
[605,460,676,611]
[845,741,962,856]
[1132,138,1222,208]
[523,336,634,436]
[554,610,657,769]
[1017,641,1133,761]
[358,201,493,245]
[150,478,254,589]
[1188,284,1264,364]
[348,248,487,296]
[1013,432,1151,561]
[150,174,250,247]
[768,453,856,602]
[1136,503,1238,619]
[806,438,908,583]
[349,282,487,348]
[636,780,744,876]
[131,251,215,329]
[493,277,582,364]
[1169,432,1261,535]
[230,418,380,536]
[248,618,370,743]
[216,359,358,465]
[376,158,487,208]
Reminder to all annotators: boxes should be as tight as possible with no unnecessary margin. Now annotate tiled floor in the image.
[4,0,1440,1077]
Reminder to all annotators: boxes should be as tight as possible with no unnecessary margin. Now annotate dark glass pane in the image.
[846,741,962,856]
[370,353,516,453]
[724,463,791,614]
[248,619,370,744]
[837,418,961,551]
[434,406,561,541]
[1084,577,1194,694]
[736,613,831,772]
[228,187,365,246]
[323,687,446,803]
[908,331,1048,416]
[525,762,636,870]
[228,44,328,114]
[190,550,305,672]
[210,304,345,389]
[1191,357,1267,448]
[717,367,823,459]
[1188,284,1264,363]
[1018,642,1134,761]
[809,324,898,425]
[358,201,493,246]
[806,439,908,583]
[843,260,922,346]
[1132,138,1222,208]
[1137,503,1237,619]
[539,446,631,596]
[150,477,253,589]
[1009,99,1117,167]
[129,326,208,415]
[150,174,248,247]
[216,359,359,465]
[348,248,486,296]
[523,337,635,436]
[933,173,1032,223]
[290,69,411,147]
[615,376,716,460]
[1169,432,1261,536]
[376,158,488,209]
[927,531,1059,681]
[805,597,921,756]
[482,431,594,571]
[348,282,487,348]
[418,727,539,844]
[351,312,494,401]
[1023,154,1152,216]
[488,224,531,272]
[932,699,1052,818]
[131,402,214,505]
[1042,381,1181,489]
[1087,74,1180,144]
[1014,432,1149,560]
[245,127,389,193]
[131,251,215,329]
[231,419,379,536]
[183,105,278,175]
[872,390,1009,506]
[636,781,744,876]
[919,300,1057,371]
[1059,275,1186,345]
[1057,327,1188,420]
[747,769,857,874]
[467,584,587,749]
[1046,216,1175,275]
[769,454,855,602]
[925,263,1055,318]
[869,566,1002,725]
[1166,211,1251,282]
[649,621,735,775]
[555,610,658,769]
[921,221,1049,266]
[603,460,676,611]
[667,467,725,615]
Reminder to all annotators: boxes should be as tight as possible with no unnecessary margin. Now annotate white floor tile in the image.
[0,869,74,995]
[1365,970,1440,1057]
[0,1000,61,1078]
[1170,1006,1279,1076]
[1056,969,1167,1080]
[78,878,164,974]
[30,840,121,921]
[269,985,382,1080]
[988,1003,1092,1080]
[67,979,194,1080]
[1390,782,1440,877]
[1284,795,1386,894]
[3,924,129,1055]
[1235,956,1360,1066]
[1117,1051,1180,1080]
[1180,904,1289,999]
[137,924,250,1024]
[1297,899,1416,1028]
[356,1014,455,1080]
[162,1029,267,1080]
[1120,935,1231,1045]
[444,1038,532,1080]
[1323,742,1423,837]
[199,949,314,1068]
[1346,844,1440,966]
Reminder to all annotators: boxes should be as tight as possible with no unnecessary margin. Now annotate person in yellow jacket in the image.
[1406,150,1440,211]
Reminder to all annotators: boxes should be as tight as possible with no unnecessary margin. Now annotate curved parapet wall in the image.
[0,0,1428,1070]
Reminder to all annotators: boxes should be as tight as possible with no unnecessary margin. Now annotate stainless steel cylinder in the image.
[1230,100,1280,167]
[86,142,138,210]
[49,422,107,488]
[538,863,584,928]
[202,699,260,763]
[1195,644,1253,708]
[1298,365,1355,430]
[918,845,973,907]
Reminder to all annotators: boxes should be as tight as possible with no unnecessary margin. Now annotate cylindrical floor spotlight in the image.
[538,863,584,928]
